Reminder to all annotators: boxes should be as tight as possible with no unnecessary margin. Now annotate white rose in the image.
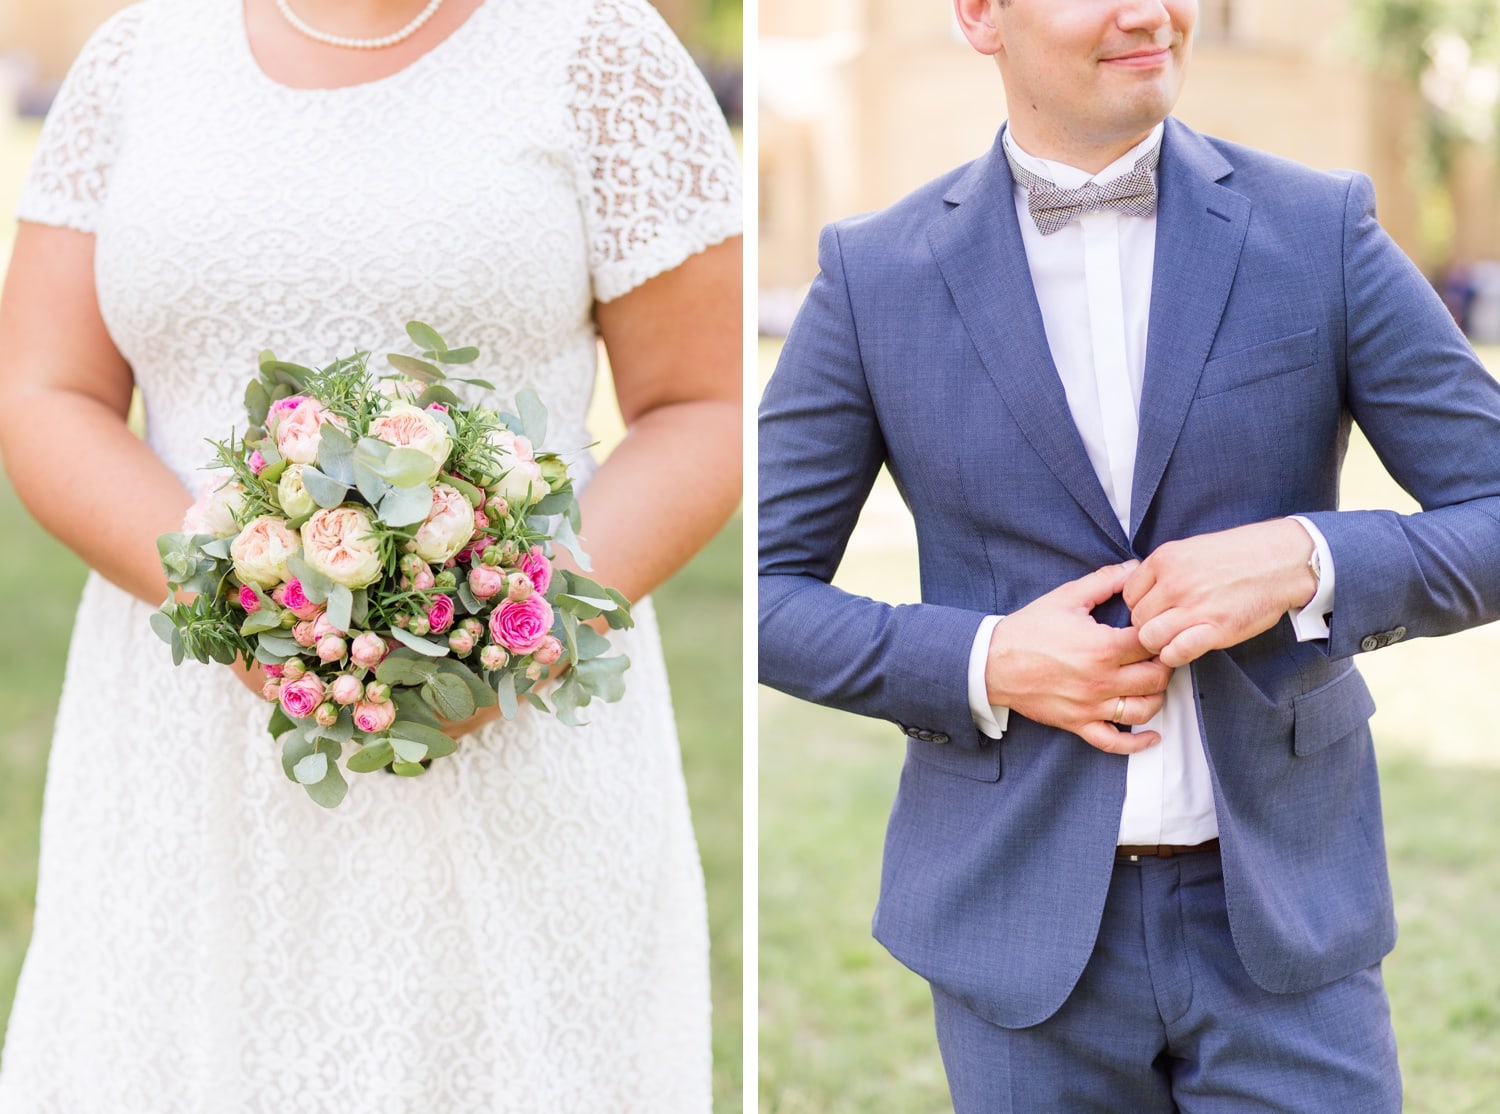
[414,483,477,564]
[367,401,451,483]
[183,476,244,538]
[277,464,318,519]
[482,428,545,506]
[301,506,384,590]
[230,515,300,588]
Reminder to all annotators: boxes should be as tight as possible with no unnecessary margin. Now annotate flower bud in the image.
[248,450,268,475]
[525,662,544,681]
[239,584,261,613]
[349,631,388,671]
[314,702,339,728]
[408,615,431,637]
[460,617,484,641]
[449,629,476,656]
[364,681,391,704]
[468,564,505,601]
[479,645,508,672]
[482,546,502,567]
[400,552,426,577]
[394,614,409,629]
[282,659,307,681]
[413,566,436,591]
[540,456,569,491]
[263,664,286,679]
[260,680,282,703]
[533,636,563,666]
[316,634,347,664]
[292,619,318,648]
[499,541,521,564]
[485,495,509,520]
[435,569,457,590]
[505,572,534,602]
[331,674,364,706]
[352,699,397,735]
[279,610,298,629]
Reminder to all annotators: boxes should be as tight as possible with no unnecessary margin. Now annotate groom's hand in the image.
[985,561,1172,755]
[1123,519,1319,668]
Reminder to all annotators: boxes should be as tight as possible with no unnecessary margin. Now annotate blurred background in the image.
[0,2,744,1112]
[759,2,1500,1112]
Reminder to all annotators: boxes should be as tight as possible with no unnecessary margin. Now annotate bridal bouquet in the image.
[152,322,633,807]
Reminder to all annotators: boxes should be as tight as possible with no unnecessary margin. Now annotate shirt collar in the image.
[1003,122,1165,191]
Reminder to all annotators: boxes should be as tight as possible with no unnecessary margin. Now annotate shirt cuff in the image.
[1287,515,1335,641]
[968,614,1010,739]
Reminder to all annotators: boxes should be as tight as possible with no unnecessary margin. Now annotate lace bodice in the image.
[0,2,737,1109]
[18,0,740,488]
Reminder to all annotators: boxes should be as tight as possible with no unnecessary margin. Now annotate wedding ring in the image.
[1111,696,1127,724]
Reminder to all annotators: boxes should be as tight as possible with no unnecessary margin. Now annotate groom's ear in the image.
[954,0,1004,57]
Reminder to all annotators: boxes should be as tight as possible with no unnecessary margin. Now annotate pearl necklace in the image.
[274,0,447,51]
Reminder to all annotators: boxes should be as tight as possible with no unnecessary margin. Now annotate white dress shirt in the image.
[965,124,1337,845]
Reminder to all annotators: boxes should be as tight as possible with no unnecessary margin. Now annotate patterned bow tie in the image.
[1006,143,1161,235]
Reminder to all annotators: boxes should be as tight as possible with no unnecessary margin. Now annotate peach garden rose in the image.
[301,506,383,589]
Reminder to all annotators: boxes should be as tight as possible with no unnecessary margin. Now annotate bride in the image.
[0,0,741,1110]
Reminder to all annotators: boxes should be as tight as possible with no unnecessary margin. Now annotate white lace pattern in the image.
[0,0,740,1109]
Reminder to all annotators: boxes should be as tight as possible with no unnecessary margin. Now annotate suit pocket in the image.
[1196,328,1319,399]
[906,737,1002,781]
[1292,666,1376,757]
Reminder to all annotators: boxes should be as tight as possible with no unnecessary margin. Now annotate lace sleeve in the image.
[568,0,742,302]
[15,5,144,234]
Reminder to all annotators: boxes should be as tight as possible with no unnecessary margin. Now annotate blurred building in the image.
[761,0,1500,295]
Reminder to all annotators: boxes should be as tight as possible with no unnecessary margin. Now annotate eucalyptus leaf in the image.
[326,584,353,634]
[551,674,590,727]
[390,761,427,777]
[376,654,442,686]
[303,757,349,808]
[561,609,579,665]
[389,626,451,657]
[292,751,329,785]
[444,473,483,508]
[300,465,349,509]
[257,632,302,659]
[439,662,497,709]
[353,460,390,505]
[405,321,447,354]
[449,376,496,390]
[200,537,234,560]
[575,624,612,658]
[262,360,316,381]
[170,629,185,666]
[494,671,519,719]
[388,721,455,753]
[347,739,395,773]
[436,346,479,364]
[422,673,475,721]
[244,379,270,426]
[280,732,316,782]
[551,514,591,571]
[522,690,550,713]
[516,388,548,446]
[240,609,283,637]
[384,448,440,488]
[576,654,630,703]
[149,611,178,646]
[317,424,356,485]
[416,383,463,409]
[390,737,430,764]
[268,704,295,740]
[531,491,573,515]
[457,583,481,615]
[351,588,369,626]
[392,691,443,728]
[353,436,393,466]
[604,588,634,630]
[379,484,435,528]
[387,353,442,383]
[557,593,618,617]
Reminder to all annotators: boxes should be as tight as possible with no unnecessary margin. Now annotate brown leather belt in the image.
[1115,838,1220,862]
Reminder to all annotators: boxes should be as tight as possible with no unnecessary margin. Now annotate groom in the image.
[758,0,1500,1109]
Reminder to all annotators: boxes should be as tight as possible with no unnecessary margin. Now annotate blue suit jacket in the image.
[758,118,1500,1028]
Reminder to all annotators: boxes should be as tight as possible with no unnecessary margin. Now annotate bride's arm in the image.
[577,234,743,598]
[0,223,192,606]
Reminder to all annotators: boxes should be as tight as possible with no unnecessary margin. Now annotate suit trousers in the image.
[932,852,1402,1113]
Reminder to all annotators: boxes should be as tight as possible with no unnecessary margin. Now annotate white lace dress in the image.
[0,1,739,1110]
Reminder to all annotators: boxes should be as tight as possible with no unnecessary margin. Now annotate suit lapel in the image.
[928,136,1131,553]
[1129,119,1251,538]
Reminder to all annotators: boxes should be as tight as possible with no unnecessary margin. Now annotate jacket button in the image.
[930,733,950,745]
[1389,626,1406,643]
[904,726,921,739]
[1360,635,1379,652]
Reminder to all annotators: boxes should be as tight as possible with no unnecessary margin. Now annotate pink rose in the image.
[368,402,451,482]
[331,674,364,706]
[301,506,383,589]
[349,632,388,670]
[518,547,552,594]
[279,674,326,719]
[488,594,554,656]
[279,578,321,621]
[238,584,261,612]
[534,636,563,666]
[270,397,339,465]
[316,634,347,663]
[468,565,505,601]
[352,699,396,735]
[183,476,244,537]
[427,594,455,634]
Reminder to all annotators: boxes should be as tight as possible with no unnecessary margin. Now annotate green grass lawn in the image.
[759,338,1500,1113]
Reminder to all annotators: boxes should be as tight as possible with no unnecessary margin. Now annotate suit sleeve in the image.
[1302,174,1500,658]
[758,225,988,747]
